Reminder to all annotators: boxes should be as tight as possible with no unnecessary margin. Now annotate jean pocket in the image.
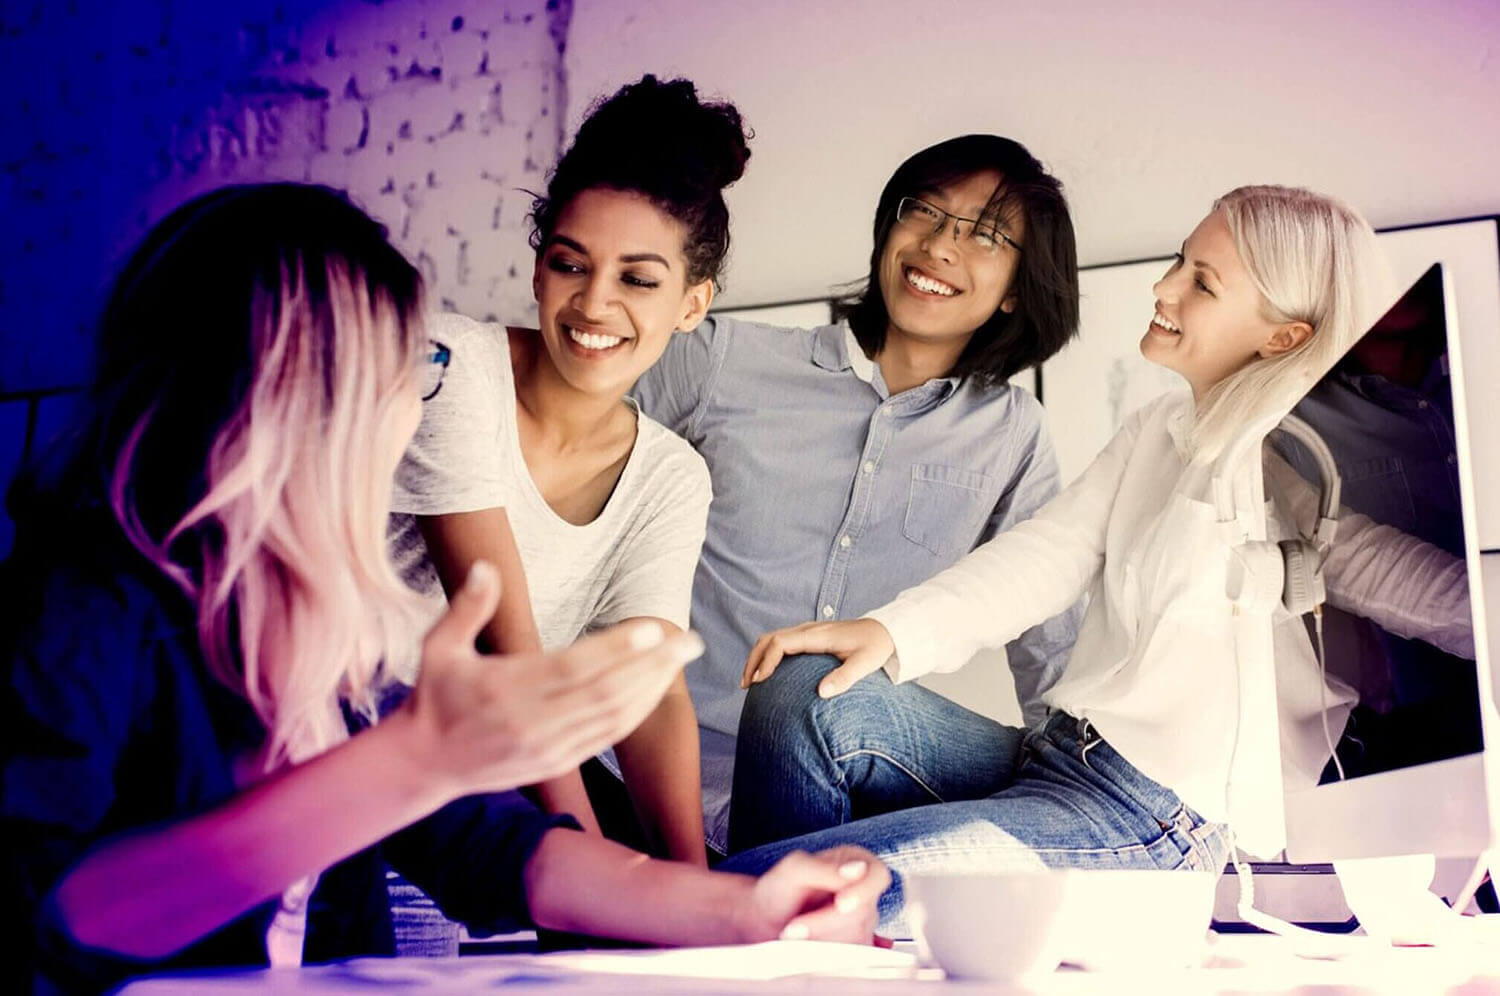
[902,464,997,557]
[1166,806,1231,873]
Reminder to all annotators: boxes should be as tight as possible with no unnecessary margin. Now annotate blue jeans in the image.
[723,656,1232,933]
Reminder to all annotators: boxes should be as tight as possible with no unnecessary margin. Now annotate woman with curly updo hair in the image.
[388,75,750,866]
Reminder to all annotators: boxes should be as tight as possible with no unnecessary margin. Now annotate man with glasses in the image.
[633,134,1083,856]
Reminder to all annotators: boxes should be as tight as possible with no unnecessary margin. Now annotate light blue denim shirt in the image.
[633,315,1079,849]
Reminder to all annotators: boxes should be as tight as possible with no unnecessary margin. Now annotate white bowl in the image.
[905,870,1070,982]
[905,868,1218,980]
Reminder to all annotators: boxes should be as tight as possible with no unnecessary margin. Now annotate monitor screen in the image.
[1270,263,1482,786]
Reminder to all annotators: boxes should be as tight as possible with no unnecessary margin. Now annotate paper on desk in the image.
[118,943,917,993]
[538,940,917,980]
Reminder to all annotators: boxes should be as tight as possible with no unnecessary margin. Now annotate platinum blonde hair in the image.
[102,185,427,770]
[1189,185,1392,464]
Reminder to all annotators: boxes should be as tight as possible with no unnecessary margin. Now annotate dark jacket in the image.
[2,527,571,993]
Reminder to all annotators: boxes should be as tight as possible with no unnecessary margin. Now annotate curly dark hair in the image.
[529,75,751,287]
[838,135,1080,389]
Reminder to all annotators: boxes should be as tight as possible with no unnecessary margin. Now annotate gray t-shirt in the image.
[388,312,712,666]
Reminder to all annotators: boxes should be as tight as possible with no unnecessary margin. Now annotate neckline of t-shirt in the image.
[500,358,646,533]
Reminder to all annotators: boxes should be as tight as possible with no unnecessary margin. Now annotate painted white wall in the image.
[566,0,1499,310]
[566,0,1498,727]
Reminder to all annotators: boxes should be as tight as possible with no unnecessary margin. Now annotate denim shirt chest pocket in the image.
[1339,455,1416,531]
[902,463,999,557]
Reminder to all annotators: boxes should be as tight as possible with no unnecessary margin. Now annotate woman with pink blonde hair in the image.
[0,183,885,993]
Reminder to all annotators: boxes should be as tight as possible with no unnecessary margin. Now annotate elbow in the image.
[520,830,569,933]
[51,883,183,962]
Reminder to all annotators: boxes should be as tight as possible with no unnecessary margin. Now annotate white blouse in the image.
[868,392,1471,854]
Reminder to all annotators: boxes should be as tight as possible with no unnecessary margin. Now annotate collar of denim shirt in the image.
[811,323,962,407]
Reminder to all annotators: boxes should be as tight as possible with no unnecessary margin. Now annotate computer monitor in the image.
[1271,260,1500,863]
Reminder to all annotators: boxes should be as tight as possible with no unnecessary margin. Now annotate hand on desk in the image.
[742,618,895,698]
[741,847,890,945]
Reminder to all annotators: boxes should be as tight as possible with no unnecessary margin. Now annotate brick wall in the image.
[0,0,573,554]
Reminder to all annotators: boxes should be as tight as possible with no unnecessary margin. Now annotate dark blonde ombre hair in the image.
[35,184,427,768]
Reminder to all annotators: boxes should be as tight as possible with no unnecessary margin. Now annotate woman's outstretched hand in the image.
[403,560,704,799]
[741,618,896,698]
[739,847,891,945]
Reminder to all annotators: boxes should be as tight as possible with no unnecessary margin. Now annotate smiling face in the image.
[1142,210,1310,399]
[877,169,1023,354]
[532,186,712,397]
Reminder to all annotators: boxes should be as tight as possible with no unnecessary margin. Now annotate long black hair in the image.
[529,74,751,287]
[840,135,1080,388]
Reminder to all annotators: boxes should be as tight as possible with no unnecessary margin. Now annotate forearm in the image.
[529,769,603,836]
[870,430,1132,684]
[613,683,706,865]
[53,711,450,960]
[418,510,542,655]
[871,513,1101,683]
[524,827,755,945]
[1325,515,1474,656]
[418,513,604,831]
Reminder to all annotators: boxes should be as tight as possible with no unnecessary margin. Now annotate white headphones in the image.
[1270,413,1342,615]
[1221,412,1343,616]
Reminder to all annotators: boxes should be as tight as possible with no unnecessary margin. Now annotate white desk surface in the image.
[120,929,1500,994]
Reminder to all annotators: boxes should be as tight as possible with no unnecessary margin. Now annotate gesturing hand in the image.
[739,847,891,945]
[741,618,896,698]
[403,561,704,799]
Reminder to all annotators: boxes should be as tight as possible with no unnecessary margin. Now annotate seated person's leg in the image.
[723,713,1233,936]
[579,757,655,855]
[729,653,1026,853]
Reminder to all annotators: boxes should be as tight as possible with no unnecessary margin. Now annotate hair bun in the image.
[531,74,752,285]
[570,75,751,194]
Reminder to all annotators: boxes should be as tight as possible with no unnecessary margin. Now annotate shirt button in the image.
[1418,400,1430,410]
[822,605,835,618]
[839,535,852,549]
[1447,453,1457,465]
[862,460,875,474]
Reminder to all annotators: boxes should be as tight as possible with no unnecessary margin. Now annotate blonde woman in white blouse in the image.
[721,186,1470,927]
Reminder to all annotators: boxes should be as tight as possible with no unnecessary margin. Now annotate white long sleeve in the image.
[1262,451,1474,658]
[866,402,1145,684]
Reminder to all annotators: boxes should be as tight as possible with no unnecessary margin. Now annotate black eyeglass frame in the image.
[421,340,451,401]
[894,196,1022,255]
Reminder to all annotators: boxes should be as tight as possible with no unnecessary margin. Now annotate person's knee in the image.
[741,653,905,762]
[739,653,840,748]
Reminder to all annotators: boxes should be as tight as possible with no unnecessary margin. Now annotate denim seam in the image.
[890,840,1164,862]
[829,747,946,804]
[810,702,853,828]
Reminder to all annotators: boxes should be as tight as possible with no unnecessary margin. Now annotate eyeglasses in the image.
[420,340,451,401]
[894,197,1021,256]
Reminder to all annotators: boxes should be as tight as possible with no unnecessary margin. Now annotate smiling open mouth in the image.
[567,326,626,351]
[904,267,959,297]
[1150,313,1181,335]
